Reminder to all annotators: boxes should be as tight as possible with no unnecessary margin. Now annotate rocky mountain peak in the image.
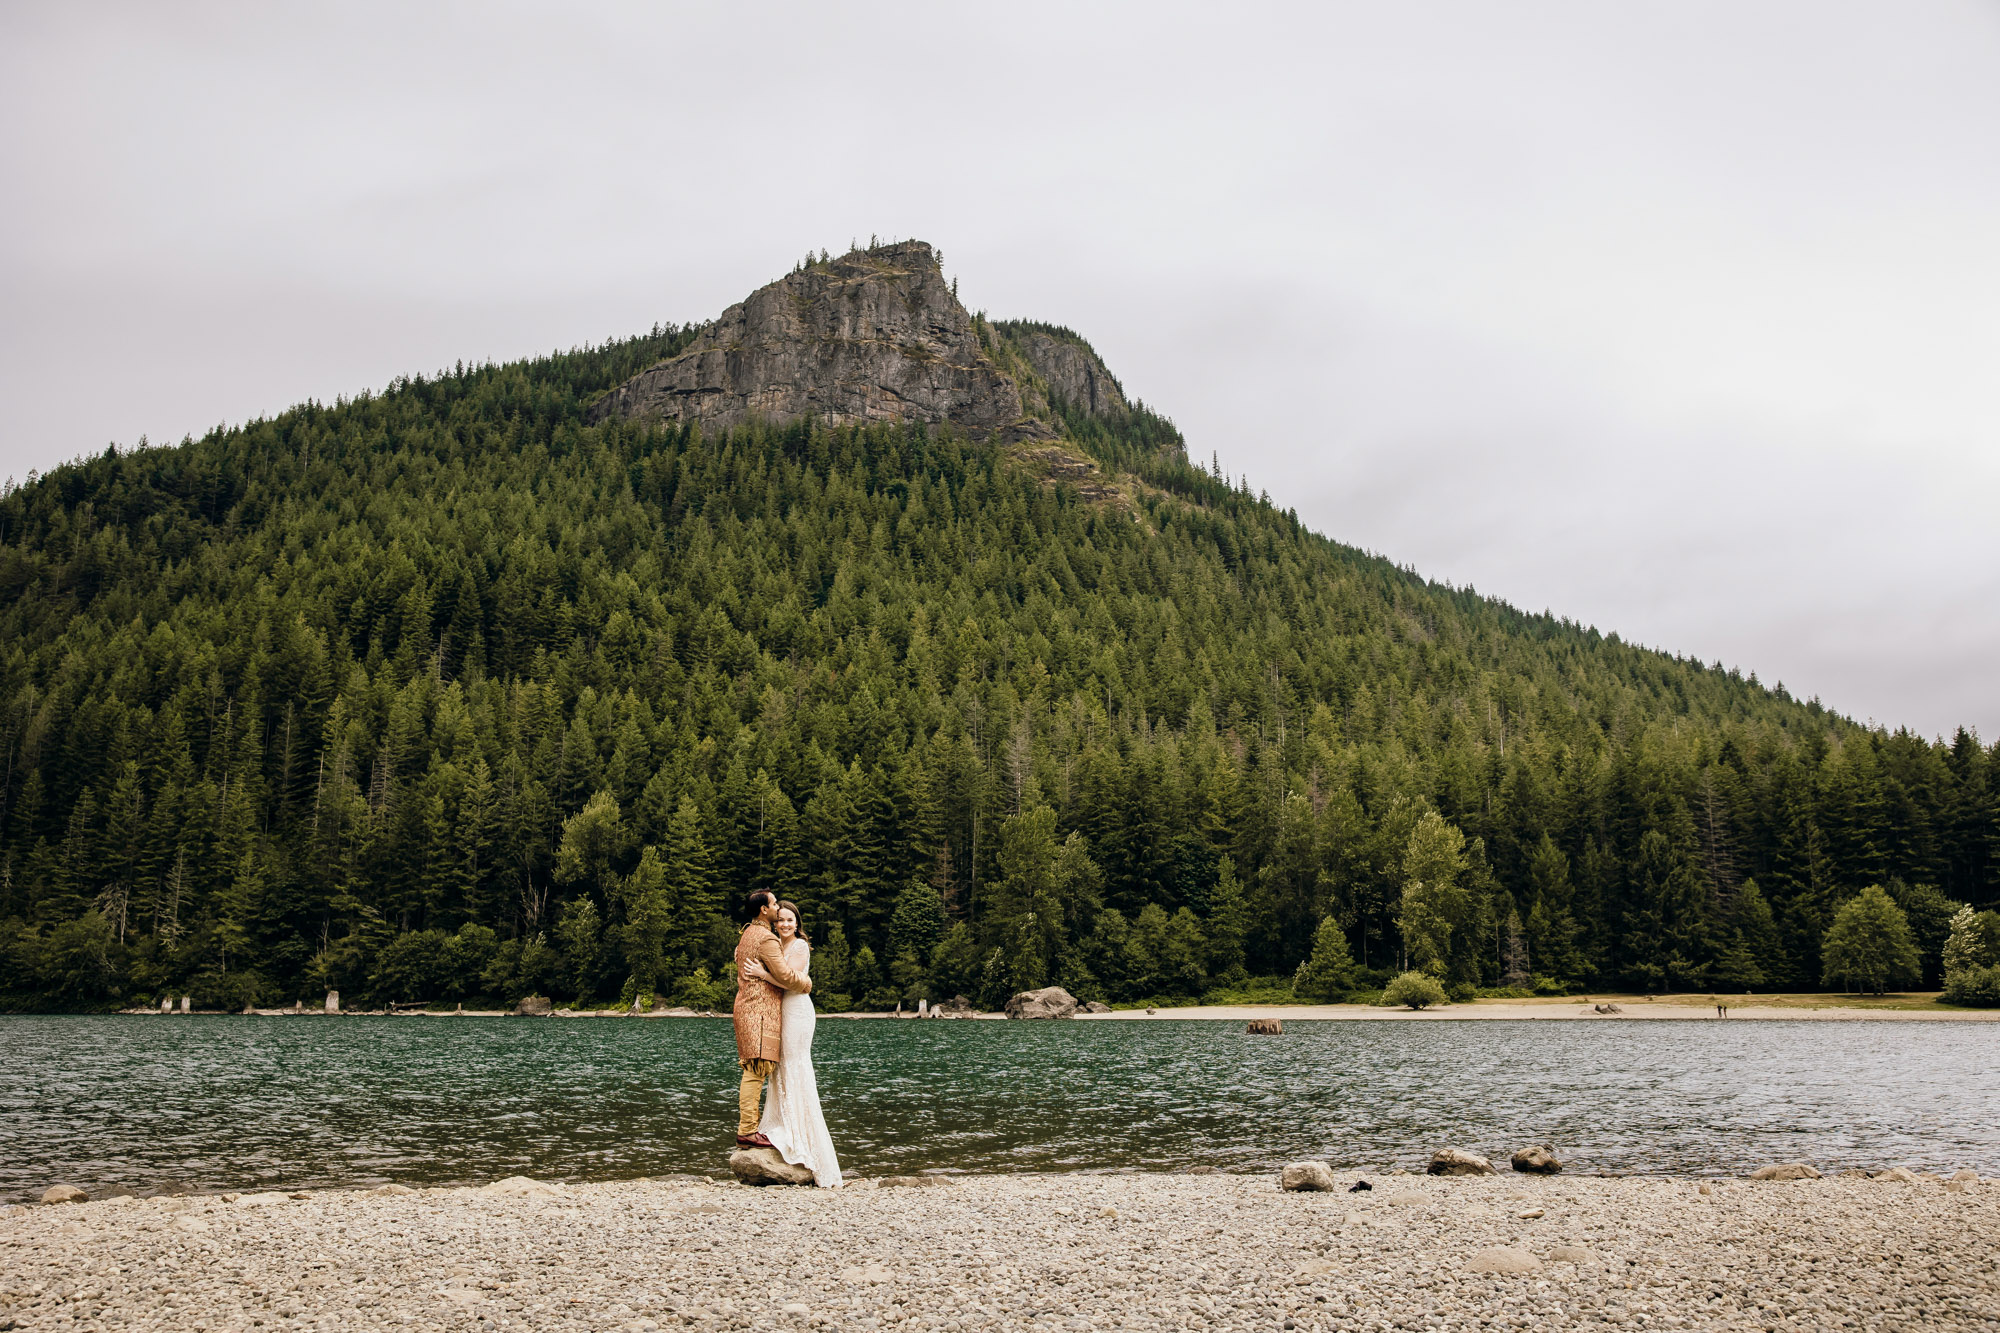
[587,241,1131,441]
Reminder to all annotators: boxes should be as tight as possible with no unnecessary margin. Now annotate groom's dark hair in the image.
[745,890,778,917]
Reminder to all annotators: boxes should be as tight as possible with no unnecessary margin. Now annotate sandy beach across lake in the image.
[6,1168,1995,1332]
[1084,998,2000,1022]
[126,993,2000,1021]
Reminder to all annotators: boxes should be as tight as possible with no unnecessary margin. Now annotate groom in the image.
[732,889,813,1148]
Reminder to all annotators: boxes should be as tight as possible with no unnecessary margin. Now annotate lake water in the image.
[2,1015,1994,1201]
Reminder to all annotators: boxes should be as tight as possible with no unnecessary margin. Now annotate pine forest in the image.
[1,320,1996,1012]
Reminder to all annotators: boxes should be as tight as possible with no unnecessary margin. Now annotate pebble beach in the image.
[5,1168,1995,1332]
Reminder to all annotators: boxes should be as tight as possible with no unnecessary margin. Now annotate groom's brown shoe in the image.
[737,1133,774,1149]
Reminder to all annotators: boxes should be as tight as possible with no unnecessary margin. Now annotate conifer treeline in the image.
[0,328,1993,1010]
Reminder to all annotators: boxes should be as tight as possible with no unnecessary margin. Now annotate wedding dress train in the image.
[757,938,842,1187]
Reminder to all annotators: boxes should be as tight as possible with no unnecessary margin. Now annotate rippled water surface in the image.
[2,1015,1995,1199]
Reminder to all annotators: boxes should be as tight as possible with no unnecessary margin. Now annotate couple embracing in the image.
[731,890,842,1187]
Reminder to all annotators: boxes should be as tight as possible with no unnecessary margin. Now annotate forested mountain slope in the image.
[0,245,1992,1011]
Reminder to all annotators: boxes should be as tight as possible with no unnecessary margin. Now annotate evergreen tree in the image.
[1292,915,1358,1000]
[1621,830,1711,992]
[1397,811,1468,976]
[1522,835,1584,982]
[1204,855,1249,983]
[659,797,721,958]
[615,846,672,996]
[888,879,946,973]
[813,922,853,1007]
[555,898,606,1002]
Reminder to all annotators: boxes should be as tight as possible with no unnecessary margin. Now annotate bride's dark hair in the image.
[776,900,810,944]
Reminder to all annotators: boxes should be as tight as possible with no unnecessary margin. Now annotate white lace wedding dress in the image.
[757,937,842,1187]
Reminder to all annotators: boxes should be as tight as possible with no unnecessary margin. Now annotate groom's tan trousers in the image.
[738,1058,778,1137]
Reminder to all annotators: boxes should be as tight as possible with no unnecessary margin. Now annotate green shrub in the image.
[1381,971,1448,1010]
[1531,974,1571,996]
[1942,964,2000,1007]
[369,929,448,1004]
[670,965,731,1010]
[1447,980,1477,1003]
[189,970,266,1011]
[1476,986,1534,1000]
[860,985,904,1011]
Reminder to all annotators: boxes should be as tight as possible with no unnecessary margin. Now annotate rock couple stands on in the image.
[586,241,1138,446]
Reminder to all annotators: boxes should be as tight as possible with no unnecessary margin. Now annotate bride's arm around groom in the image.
[733,891,812,1149]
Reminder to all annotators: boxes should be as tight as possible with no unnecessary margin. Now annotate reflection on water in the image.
[1,1014,1994,1199]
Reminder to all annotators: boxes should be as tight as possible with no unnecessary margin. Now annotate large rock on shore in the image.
[1279,1162,1339,1192]
[41,1184,88,1205]
[1427,1148,1495,1176]
[1004,987,1077,1020]
[514,995,552,1017]
[1511,1145,1562,1174]
[481,1176,568,1199]
[1467,1247,1541,1274]
[1750,1162,1822,1181]
[729,1148,815,1186]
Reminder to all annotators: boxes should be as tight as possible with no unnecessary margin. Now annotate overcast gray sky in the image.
[4,1,1995,739]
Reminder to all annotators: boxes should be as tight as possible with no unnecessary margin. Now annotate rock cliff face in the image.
[993,324,1128,417]
[588,241,1044,436]
[589,241,1134,442]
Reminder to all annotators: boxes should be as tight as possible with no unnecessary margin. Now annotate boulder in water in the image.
[1245,1018,1284,1034]
[1511,1144,1562,1174]
[1004,987,1077,1020]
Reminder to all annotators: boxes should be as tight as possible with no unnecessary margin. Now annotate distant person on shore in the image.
[739,899,843,1186]
[732,891,812,1150]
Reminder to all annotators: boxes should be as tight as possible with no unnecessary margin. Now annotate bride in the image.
[740,900,842,1187]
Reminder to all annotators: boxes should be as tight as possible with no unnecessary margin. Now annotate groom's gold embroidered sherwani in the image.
[733,920,810,1136]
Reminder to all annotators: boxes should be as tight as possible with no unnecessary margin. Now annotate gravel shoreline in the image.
[6,1170,1994,1332]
